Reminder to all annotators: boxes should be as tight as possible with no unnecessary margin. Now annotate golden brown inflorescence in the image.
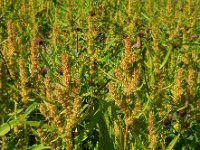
[173,68,184,104]
[148,111,158,150]
[86,11,97,55]
[30,37,38,77]
[19,58,29,104]
[44,76,63,131]
[109,35,141,147]
[187,67,195,97]
[62,53,71,89]
[121,36,136,71]
[5,20,18,80]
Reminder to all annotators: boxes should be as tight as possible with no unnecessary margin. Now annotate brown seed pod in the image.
[171,42,180,49]
[88,80,95,86]
[58,67,63,75]
[36,38,44,46]
[75,79,80,86]
[122,33,128,39]
[89,11,95,16]
[158,45,166,51]
[45,32,50,37]
[182,121,190,128]
[138,32,145,37]
[135,17,143,27]
[164,114,173,126]
[25,81,33,88]
[178,109,187,117]
[39,67,49,76]
[97,33,104,42]
[196,115,200,123]
[74,26,82,32]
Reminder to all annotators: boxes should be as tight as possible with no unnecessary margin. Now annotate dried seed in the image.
[178,109,187,117]
[182,121,190,128]
[171,42,180,49]
[138,32,145,37]
[89,11,95,16]
[74,26,82,32]
[39,67,49,76]
[196,115,200,123]
[36,38,44,46]
[164,114,173,126]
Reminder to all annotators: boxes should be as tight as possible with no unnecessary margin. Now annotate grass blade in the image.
[166,134,180,150]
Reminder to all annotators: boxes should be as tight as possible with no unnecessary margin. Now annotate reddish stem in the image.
[124,116,129,147]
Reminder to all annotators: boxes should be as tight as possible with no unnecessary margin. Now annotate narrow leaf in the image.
[24,102,38,116]
[160,47,172,69]
[166,134,180,150]
[26,121,41,127]
[28,144,51,150]
[131,132,148,150]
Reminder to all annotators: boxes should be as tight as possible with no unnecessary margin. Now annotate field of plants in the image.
[0,0,200,149]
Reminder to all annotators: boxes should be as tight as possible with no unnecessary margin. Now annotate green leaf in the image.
[28,144,51,150]
[42,123,56,132]
[6,83,20,92]
[8,108,23,116]
[75,104,109,144]
[99,116,115,150]
[131,132,148,150]
[52,0,57,5]
[0,119,20,137]
[136,94,150,118]
[24,102,38,116]
[99,120,115,150]
[0,123,10,137]
[166,134,180,150]
[103,40,115,52]
[160,47,172,69]
[98,53,112,63]
[81,91,93,97]
[38,50,51,69]
[141,12,152,22]
[79,64,86,82]
[25,121,41,127]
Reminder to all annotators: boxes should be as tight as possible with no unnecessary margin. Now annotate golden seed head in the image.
[132,98,142,116]
[173,68,184,104]
[148,111,157,149]
[44,76,51,102]
[6,20,17,80]
[114,121,120,140]
[39,103,48,118]
[167,0,172,14]
[19,58,29,104]
[125,115,133,126]
[108,81,125,111]
[62,53,70,88]
[187,67,195,95]
[122,36,136,71]
[30,37,38,75]
[70,97,81,119]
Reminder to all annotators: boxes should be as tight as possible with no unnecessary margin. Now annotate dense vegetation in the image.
[0,0,200,149]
